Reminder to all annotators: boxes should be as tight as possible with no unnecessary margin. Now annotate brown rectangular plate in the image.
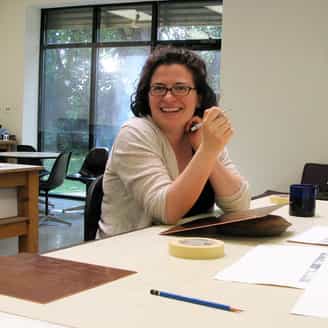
[0,253,136,303]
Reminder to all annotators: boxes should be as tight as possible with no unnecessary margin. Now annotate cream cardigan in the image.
[99,116,250,237]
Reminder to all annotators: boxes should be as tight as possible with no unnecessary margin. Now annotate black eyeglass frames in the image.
[149,85,196,97]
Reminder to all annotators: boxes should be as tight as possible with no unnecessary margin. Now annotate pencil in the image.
[190,109,232,132]
[150,289,242,313]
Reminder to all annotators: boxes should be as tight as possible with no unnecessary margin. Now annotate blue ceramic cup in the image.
[289,184,317,217]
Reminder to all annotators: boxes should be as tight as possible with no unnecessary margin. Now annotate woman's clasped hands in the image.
[186,106,233,155]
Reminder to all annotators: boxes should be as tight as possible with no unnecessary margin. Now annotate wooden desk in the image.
[0,140,16,152]
[0,163,41,253]
[0,197,327,327]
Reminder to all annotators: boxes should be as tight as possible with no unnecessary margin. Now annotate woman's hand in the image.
[186,107,233,154]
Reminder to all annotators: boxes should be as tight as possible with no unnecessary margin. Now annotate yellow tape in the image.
[270,195,289,205]
[169,238,224,260]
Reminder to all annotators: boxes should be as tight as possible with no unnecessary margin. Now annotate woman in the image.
[99,46,250,237]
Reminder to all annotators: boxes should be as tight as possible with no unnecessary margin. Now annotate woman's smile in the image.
[160,107,182,113]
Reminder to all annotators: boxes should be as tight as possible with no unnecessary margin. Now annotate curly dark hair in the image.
[130,46,217,117]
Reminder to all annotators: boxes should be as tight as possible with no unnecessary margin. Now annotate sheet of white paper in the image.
[0,312,68,328]
[292,260,328,318]
[215,245,328,289]
[288,226,328,246]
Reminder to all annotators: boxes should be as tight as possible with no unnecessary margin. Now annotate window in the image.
[39,0,222,197]
[100,5,152,42]
[158,1,222,41]
[45,7,93,44]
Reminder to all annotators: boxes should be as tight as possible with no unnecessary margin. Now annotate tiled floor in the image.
[0,197,85,256]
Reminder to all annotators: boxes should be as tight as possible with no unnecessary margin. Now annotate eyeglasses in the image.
[149,85,196,97]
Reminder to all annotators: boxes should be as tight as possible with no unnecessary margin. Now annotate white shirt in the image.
[99,116,250,237]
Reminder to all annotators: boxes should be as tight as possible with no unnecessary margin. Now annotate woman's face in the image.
[148,64,200,134]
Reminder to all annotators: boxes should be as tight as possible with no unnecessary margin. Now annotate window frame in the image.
[38,0,222,197]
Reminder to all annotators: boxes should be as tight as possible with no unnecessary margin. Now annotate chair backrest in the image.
[84,175,103,241]
[40,152,72,191]
[301,163,328,192]
[79,147,109,177]
[17,144,37,152]
[16,144,42,166]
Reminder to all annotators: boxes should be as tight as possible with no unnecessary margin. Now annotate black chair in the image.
[16,144,49,177]
[17,144,54,209]
[301,163,328,199]
[63,147,109,213]
[39,152,72,225]
[252,163,328,201]
[84,175,103,241]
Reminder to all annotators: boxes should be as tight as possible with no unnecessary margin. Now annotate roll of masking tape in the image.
[269,195,289,205]
[169,238,224,260]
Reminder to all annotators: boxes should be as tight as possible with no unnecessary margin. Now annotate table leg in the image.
[17,171,39,253]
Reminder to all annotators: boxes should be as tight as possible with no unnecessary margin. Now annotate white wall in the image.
[0,1,25,142]
[221,0,328,194]
[0,0,327,195]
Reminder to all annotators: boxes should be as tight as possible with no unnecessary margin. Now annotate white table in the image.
[0,152,59,159]
[0,197,327,327]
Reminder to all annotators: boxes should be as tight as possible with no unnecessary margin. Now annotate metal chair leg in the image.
[39,215,72,226]
[62,204,84,213]
[38,198,55,207]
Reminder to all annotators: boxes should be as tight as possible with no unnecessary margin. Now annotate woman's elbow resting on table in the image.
[216,181,251,213]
